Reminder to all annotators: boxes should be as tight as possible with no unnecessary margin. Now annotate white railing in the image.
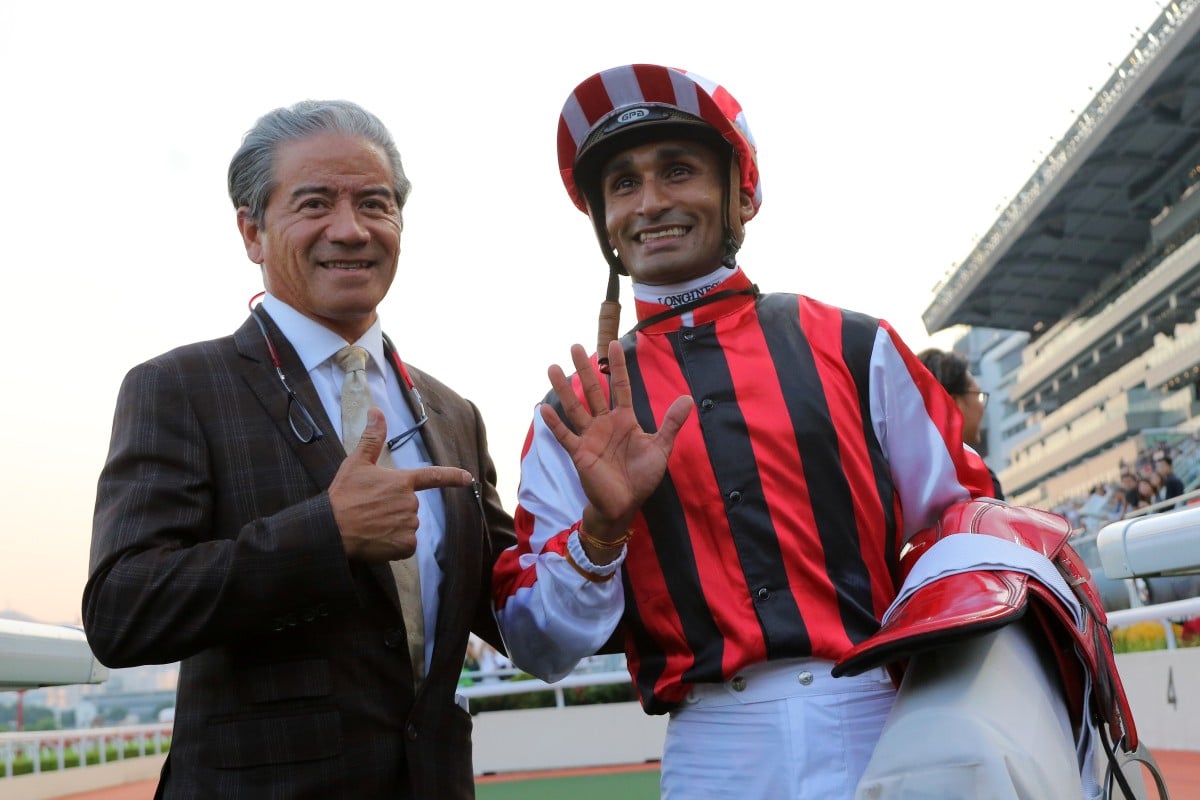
[1107,596,1200,650]
[0,721,171,779]
[458,667,631,708]
[4,603,1195,781]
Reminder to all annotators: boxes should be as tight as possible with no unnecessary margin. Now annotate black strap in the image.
[630,285,760,334]
[1101,727,1170,799]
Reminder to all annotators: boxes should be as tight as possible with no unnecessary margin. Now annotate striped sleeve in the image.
[868,323,993,539]
[491,404,625,682]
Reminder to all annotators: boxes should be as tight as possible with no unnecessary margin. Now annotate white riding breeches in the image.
[661,657,896,799]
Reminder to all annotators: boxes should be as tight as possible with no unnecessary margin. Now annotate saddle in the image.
[833,498,1167,798]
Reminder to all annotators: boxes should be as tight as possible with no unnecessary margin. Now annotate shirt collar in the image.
[261,294,387,375]
[632,268,757,332]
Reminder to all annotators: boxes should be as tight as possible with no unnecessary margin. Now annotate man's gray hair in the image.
[228,100,411,224]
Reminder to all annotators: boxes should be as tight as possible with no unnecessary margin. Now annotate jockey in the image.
[491,63,1146,798]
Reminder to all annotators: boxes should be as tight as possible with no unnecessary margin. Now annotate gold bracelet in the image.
[565,549,615,583]
[577,525,634,551]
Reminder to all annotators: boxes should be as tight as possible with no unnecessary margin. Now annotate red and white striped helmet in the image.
[557,64,762,215]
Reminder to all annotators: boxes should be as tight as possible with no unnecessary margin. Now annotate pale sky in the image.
[0,0,1167,623]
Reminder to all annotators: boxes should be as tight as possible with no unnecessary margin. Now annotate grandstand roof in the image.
[923,2,1200,337]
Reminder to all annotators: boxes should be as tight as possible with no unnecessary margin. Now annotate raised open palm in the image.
[540,341,694,540]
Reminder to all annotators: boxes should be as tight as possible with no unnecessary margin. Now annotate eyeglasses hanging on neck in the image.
[249,294,427,451]
[250,301,324,444]
[381,332,428,451]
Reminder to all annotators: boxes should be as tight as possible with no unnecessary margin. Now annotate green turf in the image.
[476,768,661,799]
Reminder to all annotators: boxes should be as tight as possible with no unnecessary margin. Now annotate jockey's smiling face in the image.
[600,138,753,286]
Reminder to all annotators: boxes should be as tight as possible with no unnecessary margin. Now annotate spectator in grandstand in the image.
[1077,483,1120,532]
[917,347,1004,500]
[1118,472,1140,516]
[1097,482,1124,520]
[1136,476,1157,509]
[489,63,1099,797]
[84,100,515,798]
[1060,503,1082,531]
[1155,456,1185,503]
[1150,471,1166,504]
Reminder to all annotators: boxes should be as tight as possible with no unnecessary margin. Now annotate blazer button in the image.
[384,628,405,649]
[700,398,715,411]
[406,723,419,741]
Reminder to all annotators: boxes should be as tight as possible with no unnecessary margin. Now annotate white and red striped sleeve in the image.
[868,323,994,541]
[491,407,625,682]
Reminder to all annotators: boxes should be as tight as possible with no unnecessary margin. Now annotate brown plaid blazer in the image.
[84,312,515,799]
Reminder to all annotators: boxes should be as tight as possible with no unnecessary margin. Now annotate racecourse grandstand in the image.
[925,0,1200,513]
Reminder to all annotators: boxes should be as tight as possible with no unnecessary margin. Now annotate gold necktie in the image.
[334,345,426,685]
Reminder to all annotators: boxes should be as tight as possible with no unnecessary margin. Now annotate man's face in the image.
[954,375,986,447]
[598,138,753,286]
[1155,460,1171,477]
[237,132,402,342]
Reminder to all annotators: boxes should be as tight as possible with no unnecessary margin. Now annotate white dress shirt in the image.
[262,294,446,674]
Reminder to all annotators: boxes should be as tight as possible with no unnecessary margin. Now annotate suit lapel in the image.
[234,313,347,492]
[404,371,475,679]
[237,313,404,610]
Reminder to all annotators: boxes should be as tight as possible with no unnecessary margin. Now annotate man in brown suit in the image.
[84,100,515,799]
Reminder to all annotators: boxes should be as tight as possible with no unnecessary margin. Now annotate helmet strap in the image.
[721,156,743,268]
[597,265,621,373]
[722,227,741,268]
[582,189,626,373]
